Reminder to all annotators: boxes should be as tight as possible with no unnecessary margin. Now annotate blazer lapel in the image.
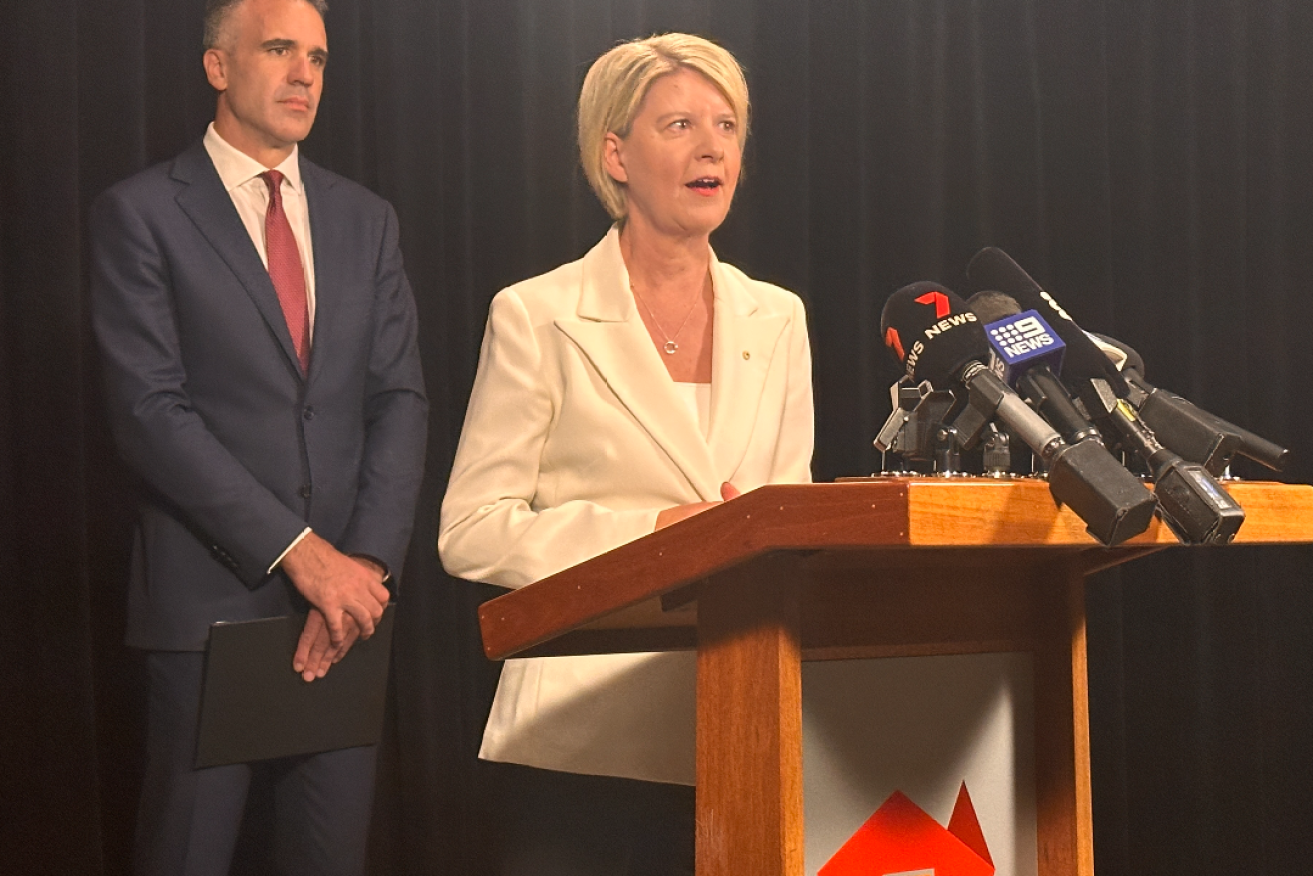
[706,256,789,479]
[552,229,721,502]
[300,158,339,384]
[171,141,304,378]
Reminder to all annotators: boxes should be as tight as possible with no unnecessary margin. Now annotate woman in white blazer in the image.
[439,33,814,875]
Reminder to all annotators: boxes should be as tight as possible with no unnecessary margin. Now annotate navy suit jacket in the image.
[91,140,428,651]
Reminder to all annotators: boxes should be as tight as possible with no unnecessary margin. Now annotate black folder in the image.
[195,605,395,768]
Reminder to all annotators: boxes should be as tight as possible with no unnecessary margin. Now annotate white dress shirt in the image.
[203,123,317,337]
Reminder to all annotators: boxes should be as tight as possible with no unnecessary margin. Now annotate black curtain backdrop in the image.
[4,1,1312,874]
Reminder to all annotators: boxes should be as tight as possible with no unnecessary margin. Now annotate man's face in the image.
[204,0,327,166]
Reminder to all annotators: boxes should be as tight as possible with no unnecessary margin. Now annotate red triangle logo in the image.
[819,784,994,876]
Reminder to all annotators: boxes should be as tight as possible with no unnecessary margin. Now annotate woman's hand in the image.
[654,482,741,530]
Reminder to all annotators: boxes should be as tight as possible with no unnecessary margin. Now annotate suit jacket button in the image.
[303,406,315,421]
[299,485,312,499]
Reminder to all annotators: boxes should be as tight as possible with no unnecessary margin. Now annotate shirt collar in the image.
[203,122,304,194]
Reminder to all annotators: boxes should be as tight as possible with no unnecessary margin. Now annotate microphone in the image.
[1080,377,1246,543]
[964,248,1247,543]
[966,248,1128,391]
[1087,333,1145,376]
[966,291,1103,446]
[881,282,1157,545]
[1089,334,1288,474]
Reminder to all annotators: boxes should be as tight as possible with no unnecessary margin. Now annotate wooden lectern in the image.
[478,479,1313,876]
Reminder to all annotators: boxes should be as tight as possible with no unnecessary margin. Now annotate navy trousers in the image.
[134,651,377,876]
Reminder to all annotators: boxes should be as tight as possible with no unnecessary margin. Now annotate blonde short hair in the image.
[578,33,750,221]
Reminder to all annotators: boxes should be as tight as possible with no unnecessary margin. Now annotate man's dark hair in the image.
[203,0,329,50]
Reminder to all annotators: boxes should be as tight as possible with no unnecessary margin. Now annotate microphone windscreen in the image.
[880,282,989,387]
[965,247,1126,391]
[965,290,1023,324]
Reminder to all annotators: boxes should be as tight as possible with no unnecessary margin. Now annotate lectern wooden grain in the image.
[478,479,1313,876]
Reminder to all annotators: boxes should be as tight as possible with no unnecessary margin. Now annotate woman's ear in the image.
[602,132,628,184]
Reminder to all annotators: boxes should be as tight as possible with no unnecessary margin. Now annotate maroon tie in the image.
[260,170,310,372]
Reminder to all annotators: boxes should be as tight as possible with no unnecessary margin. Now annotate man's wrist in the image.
[348,553,390,583]
[269,527,313,574]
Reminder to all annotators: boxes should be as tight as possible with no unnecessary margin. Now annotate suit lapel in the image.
[706,259,789,479]
[171,141,304,379]
[301,158,339,384]
[553,229,721,501]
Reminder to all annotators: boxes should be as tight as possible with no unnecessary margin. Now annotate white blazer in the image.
[439,227,814,784]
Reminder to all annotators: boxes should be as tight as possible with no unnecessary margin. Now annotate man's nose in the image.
[288,54,316,84]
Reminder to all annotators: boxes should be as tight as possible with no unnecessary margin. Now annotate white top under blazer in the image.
[438,226,814,785]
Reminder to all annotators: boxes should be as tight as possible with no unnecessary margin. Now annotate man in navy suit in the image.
[90,0,427,873]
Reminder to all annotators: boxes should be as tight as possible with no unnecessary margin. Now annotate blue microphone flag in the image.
[983,309,1065,384]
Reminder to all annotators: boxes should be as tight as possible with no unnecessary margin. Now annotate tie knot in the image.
[260,170,285,204]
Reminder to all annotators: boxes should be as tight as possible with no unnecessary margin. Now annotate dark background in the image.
[4,1,1312,873]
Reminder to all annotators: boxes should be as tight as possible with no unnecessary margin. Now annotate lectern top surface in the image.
[478,479,1313,660]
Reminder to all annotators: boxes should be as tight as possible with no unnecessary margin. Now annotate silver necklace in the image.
[630,278,704,355]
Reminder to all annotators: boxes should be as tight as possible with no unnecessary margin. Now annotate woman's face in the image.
[604,67,742,240]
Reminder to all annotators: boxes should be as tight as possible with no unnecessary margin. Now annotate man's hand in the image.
[293,609,360,681]
[655,482,741,530]
[280,532,389,646]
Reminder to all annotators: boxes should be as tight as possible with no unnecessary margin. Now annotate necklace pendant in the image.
[663,341,679,355]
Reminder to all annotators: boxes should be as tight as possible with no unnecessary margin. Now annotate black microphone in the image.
[1087,333,1145,376]
[1089,334,1288,474]
[964,248,1247,543]
[966,248,1128,391]
[969,248,1287,472]
[1080,377,1246,543]
[881,282,1157,545]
